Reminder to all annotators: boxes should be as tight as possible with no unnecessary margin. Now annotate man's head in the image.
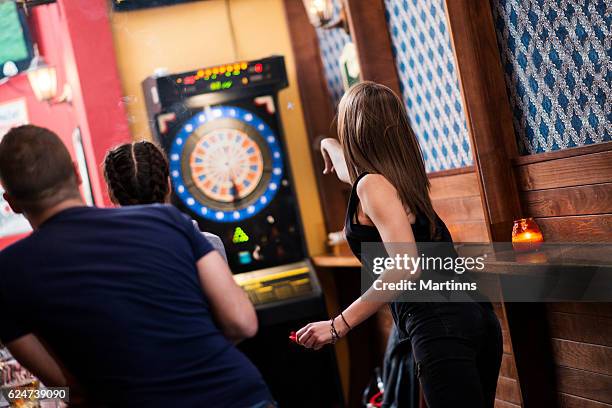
[0,125,81,217]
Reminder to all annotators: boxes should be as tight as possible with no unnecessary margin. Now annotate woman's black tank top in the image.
[344,173,454,260]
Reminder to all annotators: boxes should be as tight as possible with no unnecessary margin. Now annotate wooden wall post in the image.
[444,1,558,407]
[283,0,349,232]
[443,1,521,240]
[344,0,402,95]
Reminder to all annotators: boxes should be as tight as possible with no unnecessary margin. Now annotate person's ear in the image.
[3,191,23,214]
[72,161,83,186]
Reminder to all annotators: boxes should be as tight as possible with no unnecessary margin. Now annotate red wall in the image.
[0,0,130,249]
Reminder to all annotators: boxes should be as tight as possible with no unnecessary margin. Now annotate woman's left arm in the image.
[297,174,418,349]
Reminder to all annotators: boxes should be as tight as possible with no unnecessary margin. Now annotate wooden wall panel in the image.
[492,298,521,406]
[521,183,612,218]
[501,354,518,379]
[431,195,486,223]
[495,400,521,408]
[494,300,521,405]
[445,221,489,243]
[493,303,510,331]
[502,329,513,354]
[548,312,612,346]
[556,366,612,404]
[497,376,522,405]
[429,169,480,199]
[559,393,612,408]
[534,214,612,242]
[552,340,612,377]
[547,303,612,319]
[429,169,490,243]
[515,150,612,191]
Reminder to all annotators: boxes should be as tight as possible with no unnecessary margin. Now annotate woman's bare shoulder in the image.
[356,174,414,222]
[356,174,396,199]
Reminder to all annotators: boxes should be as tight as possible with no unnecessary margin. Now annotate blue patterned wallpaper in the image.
[492,0,612,154]
[384,0,473,172]
[315,0,352,105]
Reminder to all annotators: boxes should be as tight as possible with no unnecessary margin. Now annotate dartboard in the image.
[189,128,264,202]
[169,106,284,222]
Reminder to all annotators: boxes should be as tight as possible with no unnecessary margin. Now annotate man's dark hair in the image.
[0,125,80,213]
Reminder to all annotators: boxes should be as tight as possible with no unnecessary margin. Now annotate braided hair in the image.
[103,141,170,206]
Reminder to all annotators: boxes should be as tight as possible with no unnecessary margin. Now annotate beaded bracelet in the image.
[330,318,339,344]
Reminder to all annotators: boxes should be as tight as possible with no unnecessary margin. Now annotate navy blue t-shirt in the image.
[0,205,270,407]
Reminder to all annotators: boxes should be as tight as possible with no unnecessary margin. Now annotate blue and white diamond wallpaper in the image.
[384,0,473,172]
[315,0,352,105]
[492,0,612,155]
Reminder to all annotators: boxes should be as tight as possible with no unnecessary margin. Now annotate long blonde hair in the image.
[337,81,437,238]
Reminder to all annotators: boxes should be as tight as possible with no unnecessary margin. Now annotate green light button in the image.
[232,227,249,244]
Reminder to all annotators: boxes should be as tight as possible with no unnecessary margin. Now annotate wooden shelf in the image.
[312,254,361,268]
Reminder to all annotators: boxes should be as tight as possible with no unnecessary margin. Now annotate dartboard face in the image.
[169,106,284,222]
[189,129,264,202]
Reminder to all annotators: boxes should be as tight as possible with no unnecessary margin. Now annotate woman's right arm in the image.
[196,252,258,342]
[320,138,351,184]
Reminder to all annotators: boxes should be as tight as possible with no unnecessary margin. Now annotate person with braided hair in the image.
[103,140,227,260]
[103,140,170,206]
[0,125,274,407]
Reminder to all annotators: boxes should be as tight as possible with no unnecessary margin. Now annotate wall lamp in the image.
[302,0,349,34]
[26,51,72,105]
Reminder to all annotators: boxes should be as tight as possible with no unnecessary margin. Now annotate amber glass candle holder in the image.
[512,218,544,252]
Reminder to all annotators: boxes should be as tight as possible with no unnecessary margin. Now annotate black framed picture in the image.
[0,1,34,80]
[112,0,203,12]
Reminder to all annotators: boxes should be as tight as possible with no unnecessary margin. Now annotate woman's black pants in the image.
[400,301,503,408]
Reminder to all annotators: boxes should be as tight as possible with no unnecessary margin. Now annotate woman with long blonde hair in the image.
[296,82,502,407]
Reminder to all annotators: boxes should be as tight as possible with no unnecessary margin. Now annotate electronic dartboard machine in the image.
[143,56,342,407]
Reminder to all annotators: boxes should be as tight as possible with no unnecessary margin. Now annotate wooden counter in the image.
[312,254,361,268]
